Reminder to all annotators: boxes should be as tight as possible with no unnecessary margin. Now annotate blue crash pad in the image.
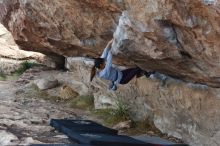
[50,119,189,146]
[50,119,118,135]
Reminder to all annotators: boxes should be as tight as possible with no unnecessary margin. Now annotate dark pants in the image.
[119,67,142,84]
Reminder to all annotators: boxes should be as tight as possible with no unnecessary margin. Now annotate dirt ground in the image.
[0,67,92,145]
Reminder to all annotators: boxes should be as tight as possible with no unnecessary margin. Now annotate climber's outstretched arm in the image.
[90,39,113,82]
[101,39,113,59]
[106,39,113,50]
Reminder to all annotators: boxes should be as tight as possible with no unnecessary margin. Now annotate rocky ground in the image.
[0,66,183,145]
[0,67,91,145]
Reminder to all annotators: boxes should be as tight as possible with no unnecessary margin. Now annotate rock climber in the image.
[90,39,155,90]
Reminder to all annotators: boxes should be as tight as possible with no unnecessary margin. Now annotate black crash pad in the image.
[50,119,150,146]
[50,119,118,135]
[58,126,149,146]
[30,144,92,146]
[50,119,189,146]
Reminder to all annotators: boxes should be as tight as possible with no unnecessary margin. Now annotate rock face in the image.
[0,0,124,57]
[0,23,43,60]
[0,23,64,71]
[112,0,220,87]
[1,0,220,146]
[0,0,220,86]
[65,57,118,109]
[66,57,220,146]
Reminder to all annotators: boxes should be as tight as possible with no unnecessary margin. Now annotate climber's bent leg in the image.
[119,67,142,84]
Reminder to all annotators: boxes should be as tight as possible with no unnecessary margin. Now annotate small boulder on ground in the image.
[34,77,58,90]
[59,85,79,100]
[113,120,132,130]
[0,130,19,146]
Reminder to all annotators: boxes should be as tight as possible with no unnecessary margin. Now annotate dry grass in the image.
[16,84,60,102]
[69,95,94,110]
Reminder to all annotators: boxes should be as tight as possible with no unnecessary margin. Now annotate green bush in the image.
[114,97,130,120]
[93,97,130,126]
[0,70,6,81]
[14,61,38,75]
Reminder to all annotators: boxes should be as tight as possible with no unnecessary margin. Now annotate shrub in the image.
[93,97,130,126]
[0,70,6,81]
[14,61,38,75]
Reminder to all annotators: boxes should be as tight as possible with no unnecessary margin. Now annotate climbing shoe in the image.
[109,81,117,91]
[111,84,117,91]
[160,78,167,87]
[136,70,145,78]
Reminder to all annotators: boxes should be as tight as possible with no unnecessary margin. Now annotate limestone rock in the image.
[1,1,220,86]
[93,92,117,109]
[66,56,220,146]
[0,130,19,146]
[19,137,43,145]
[34,77,58,90]
[1,0,220,145]
[113,120,132,130]
[65,57,94,83]
[66,57,117,109]
[59,85,79,100]
[112,0,220,87]
[0,23,64,70]
[0,0,125,57]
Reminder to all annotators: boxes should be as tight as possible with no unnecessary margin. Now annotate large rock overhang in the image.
[0,0,220,87]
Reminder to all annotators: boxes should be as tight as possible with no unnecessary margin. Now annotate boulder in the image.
[113,120,132,130]
[111,0,220,87]
[34,77,58,90]
[65,56,220,146]
[1,1,220,86]
[0,130,19,146]
[93,92,117,109]
[0,0,125,57]
[59,85,79,100]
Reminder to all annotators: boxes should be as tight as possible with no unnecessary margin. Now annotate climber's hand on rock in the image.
[106,39,113,49]
[108,39,113,45]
